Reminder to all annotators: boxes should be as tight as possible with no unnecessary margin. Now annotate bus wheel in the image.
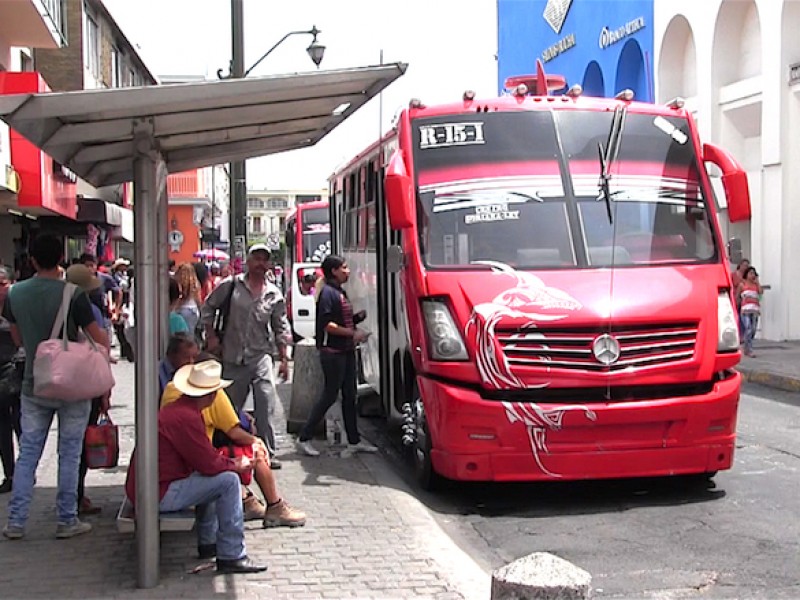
[411,389,441,491]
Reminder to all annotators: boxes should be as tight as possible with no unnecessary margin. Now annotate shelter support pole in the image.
[157,165,169,355]
[133,129,163,589]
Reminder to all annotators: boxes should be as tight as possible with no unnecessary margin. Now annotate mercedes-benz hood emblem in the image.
[592,334,621,365]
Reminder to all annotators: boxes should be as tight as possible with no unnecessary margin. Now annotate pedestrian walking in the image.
[738,266,762,357]
[2,236,109,540]
[296,255,377,458]
[201,244,290,468]
[174,263,203,335]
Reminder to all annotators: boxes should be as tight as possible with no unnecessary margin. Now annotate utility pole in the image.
[229,0,247,268]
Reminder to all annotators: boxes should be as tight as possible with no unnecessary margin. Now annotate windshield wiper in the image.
[597,105,628,224]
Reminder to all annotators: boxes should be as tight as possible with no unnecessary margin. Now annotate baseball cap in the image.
[66,264,102,291]
[248,243,271,257]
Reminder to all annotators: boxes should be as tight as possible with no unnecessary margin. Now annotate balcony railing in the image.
[167,170,204,198]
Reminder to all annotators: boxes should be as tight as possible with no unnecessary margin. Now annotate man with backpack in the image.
[201,244,290,469]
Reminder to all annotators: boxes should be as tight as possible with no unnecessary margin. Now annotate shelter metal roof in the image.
[0,63,407,187]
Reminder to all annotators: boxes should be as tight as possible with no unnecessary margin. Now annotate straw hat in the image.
[112,258,130,270]
[65,264,101,291]
[172,360,232,397]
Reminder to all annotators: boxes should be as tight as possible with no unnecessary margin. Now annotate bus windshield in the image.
[300,207,331,262]
[413,110,717,269]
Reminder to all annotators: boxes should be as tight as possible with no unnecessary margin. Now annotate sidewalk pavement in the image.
[737,339,800,393]
[0,361,491,600]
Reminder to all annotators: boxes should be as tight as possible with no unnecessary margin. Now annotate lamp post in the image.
[219,0,325,269]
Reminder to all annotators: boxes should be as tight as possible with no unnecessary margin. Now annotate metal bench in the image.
[116,496,196,534]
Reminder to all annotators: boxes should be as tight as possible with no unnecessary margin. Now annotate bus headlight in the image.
[718,293,740,352]
[421,300,469,361]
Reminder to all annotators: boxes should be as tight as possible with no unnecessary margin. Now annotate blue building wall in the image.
[497,0,654,101]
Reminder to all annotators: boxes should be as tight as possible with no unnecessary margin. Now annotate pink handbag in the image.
[33,283,115,401]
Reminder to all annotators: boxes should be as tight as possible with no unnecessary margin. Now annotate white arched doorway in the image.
[657,14,697,104]
[711,0,762,266]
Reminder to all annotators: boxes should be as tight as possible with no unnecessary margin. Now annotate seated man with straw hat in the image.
[125,359,267,574]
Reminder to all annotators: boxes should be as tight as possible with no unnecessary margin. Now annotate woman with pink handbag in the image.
[1,236,109,541]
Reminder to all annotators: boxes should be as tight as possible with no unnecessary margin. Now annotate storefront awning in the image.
[77,196,134,241]
[0,63,406,187]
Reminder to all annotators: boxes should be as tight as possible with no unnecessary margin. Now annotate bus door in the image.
[290,261,321,340]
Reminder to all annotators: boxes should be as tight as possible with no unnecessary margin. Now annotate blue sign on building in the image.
[497,0,654,101]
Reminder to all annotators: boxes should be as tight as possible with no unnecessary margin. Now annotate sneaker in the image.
[269,458,282,470]
[296,440,320,457]
[2,524,24,540]
[262,499,306,528]
[55,519,92,539]
[340,439,379,458]
[0,478,12,494]
[243,493,266,521]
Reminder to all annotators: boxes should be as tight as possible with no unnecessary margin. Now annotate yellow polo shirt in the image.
[160,383,240,441]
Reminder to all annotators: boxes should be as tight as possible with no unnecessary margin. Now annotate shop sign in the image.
[542,33,576,63]
[599,17,646,50]
[52,159,78,183]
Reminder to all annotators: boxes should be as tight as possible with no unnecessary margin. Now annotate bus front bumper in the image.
[418,373,740,482]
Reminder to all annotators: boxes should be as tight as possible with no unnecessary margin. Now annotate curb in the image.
[738,367,800,393]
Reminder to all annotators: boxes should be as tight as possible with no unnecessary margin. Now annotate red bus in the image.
[329,64,751,489]
[284,200,331,339]
[284,199,331,267]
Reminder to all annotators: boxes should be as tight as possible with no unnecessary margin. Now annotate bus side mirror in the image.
[703,143,751,223]
[385,149,414,229]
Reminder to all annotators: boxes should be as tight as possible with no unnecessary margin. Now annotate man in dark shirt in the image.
[125,359,267,574]
[2,236,108,541]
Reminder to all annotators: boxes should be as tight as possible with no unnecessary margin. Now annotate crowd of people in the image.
[0,235,378,575]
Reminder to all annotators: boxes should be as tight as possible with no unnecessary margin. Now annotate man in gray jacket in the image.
[201,244,290,468]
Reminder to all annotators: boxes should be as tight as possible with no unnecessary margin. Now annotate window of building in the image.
[84,10,100,77]
[251,216,262,233]
[110,47,121,88]
[248,198,264,209]
[19,50,33,72]
[267,197,288,210]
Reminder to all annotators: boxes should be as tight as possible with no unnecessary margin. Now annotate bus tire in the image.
[411,382,442,491]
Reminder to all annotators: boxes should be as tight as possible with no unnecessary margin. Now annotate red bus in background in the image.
[284,199,331,267]
[329,63,751,489]
[284,200,331,339]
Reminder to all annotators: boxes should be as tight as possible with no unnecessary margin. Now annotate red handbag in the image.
[84,413,119,469]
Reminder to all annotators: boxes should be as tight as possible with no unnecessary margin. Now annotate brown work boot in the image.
[243,493,266,521]
[262,499,306,528]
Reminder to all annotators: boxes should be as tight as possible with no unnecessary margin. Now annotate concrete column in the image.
[133,147,162,589]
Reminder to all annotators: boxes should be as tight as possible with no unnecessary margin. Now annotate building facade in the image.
[655,0,797,340]
[0,0,155,273]
[497,0,654,100]
[0,0,67,270]
[247,188,328,250]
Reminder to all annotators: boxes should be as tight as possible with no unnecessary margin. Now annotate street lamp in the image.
[217,9,326,272]
[217,25,325,79]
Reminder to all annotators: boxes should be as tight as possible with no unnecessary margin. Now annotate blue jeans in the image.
[7,393,91,528]
[741,312,759,354]
[159,471,245,561]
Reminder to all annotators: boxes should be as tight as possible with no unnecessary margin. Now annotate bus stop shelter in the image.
[0,62,406,587]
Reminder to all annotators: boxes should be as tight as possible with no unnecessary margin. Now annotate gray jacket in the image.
[200,274,290,366]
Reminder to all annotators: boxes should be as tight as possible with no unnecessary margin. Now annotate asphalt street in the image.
[362,382,800,599]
